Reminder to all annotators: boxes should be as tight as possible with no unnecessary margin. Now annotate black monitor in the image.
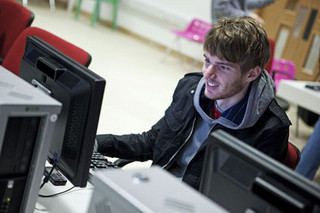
[199,129,320,213]
[19,36,106,187]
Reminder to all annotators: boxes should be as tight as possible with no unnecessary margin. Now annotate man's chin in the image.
[204,90,219,100]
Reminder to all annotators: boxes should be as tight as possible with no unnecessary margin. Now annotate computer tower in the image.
[88,167,227,213]
[0,67,61,213]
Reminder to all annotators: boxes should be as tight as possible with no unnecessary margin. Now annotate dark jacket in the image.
[97,71,291,189]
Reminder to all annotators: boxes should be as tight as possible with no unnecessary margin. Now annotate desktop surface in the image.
[277,80,320,115]
[36,180,94,213]
[35,155,151,213]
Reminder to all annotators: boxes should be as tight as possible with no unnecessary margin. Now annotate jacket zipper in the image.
[162,117,197,169]
[186,124,217,167]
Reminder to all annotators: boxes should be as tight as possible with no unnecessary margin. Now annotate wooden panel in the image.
[300,15,320,81]
[258,0,298,39]
[259,0,320,81]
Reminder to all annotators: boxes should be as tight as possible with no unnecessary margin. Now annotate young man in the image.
[96,17,291,189]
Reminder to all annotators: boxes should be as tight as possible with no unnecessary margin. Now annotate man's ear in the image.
[246,66,261,82]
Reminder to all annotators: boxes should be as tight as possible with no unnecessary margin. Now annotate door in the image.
[258,0,320,81]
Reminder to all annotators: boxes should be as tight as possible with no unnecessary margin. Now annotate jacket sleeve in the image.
[213,0,250,18]
[246,0,274,9]
[213,0,274,18]
[255,126,289,163]
[96,117,164,161]
[96,72,202,162]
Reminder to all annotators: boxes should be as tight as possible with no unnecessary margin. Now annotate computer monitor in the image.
[19,36,106,187]
[199,129,320,213]
[0,66,61,213]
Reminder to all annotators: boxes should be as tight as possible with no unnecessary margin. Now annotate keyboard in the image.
[90,151,118,170]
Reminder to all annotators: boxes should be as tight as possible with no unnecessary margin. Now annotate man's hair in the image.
[204,16,270,74]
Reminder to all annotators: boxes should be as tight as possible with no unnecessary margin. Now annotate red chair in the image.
[284,142,301,170]
[2,27,91,76]
[0,0,34,63]
[265,39,292,112]
[265,38,275,74]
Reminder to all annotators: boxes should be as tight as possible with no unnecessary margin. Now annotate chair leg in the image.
[296,107,299,137]
[74,0,82,19]
[162,37,179,62]
[91,0,100,27]
[112,0,118,30]
[49,0,55,10]
[67,0,75,12]
[22,0,28,7]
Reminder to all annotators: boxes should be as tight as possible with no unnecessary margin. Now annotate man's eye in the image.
[204,58,210,64]
[219,65,229,71]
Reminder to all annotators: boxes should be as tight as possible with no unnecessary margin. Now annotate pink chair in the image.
[271,58,296,90]
[163,18,213,62]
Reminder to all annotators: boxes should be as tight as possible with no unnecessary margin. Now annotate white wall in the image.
[78,0,212,60]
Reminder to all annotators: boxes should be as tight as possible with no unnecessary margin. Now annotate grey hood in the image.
[193,70,275,130]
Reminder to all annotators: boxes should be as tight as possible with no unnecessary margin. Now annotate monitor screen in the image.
[19,36,106,187]
[199,129,320,213]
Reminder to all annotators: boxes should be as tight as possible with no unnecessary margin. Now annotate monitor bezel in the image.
[199,129,320,213]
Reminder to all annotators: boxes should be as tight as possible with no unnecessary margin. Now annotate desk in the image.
[277,80,320,115]
[34,161,152,212]
[35,181,94,213]
[34,165,227,213]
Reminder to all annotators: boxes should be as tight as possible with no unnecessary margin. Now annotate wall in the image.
[78,0,212,60]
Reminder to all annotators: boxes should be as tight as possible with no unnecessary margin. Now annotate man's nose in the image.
[205,64,216,78]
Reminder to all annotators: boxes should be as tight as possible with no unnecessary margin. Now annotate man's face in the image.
[202,52,251,110]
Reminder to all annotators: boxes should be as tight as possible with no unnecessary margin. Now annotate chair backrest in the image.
[0,0,34,61]
[175,18,212,43]
[265,38,275,74]
[284,142,301,170]
[2,26,92,76]
[271,58,296,90]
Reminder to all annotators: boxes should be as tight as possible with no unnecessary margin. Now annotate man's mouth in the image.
[208,82,218,87]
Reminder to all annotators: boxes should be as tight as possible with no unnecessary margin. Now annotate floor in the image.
[24,2,319,182]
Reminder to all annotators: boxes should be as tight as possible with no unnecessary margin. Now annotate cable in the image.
[40,153,60,189]
[38,186,94,199]
[39,186,75,198]
[34,206,49,212]
[40,165,55,189]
